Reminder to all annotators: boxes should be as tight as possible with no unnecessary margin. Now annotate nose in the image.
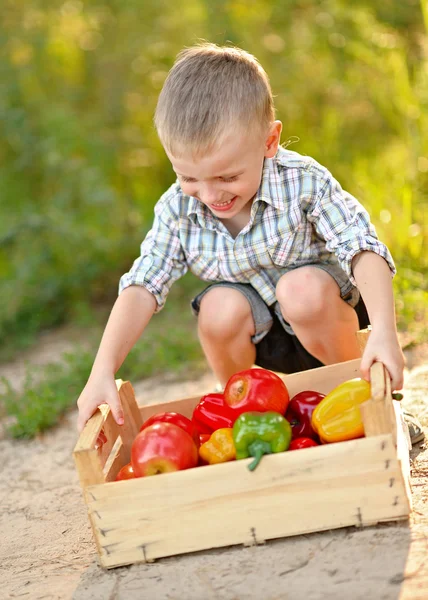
[199,183,220,204]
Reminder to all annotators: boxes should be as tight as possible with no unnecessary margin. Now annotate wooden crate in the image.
[73,359,412,569]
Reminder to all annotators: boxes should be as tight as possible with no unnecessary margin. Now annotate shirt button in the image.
[141,255,153,268]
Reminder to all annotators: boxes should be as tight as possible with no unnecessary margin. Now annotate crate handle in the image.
[73,379,143,487]
[355,327,398,441]
[360,361,397,441]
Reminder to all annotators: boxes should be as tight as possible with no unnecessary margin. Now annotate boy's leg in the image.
[198,287,255,386]
[192,284,272,387]
[276,266,362,364]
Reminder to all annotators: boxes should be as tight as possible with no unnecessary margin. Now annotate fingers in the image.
[389,367,403,393]
[110,398,125,427]
[359,353,372,384]
[76,389,124,434]
[381,353,404,392]
[359,355,404,394]
[77,406,94,433]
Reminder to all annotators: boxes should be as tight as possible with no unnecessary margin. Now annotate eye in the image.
[180,176,196,183]
[221,176,238,183]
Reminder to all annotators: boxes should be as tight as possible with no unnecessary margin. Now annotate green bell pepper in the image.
[232,411,292,471]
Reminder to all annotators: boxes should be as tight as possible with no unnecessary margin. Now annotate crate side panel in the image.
[278,358,361,396]
[87,434,395,508]
[92,466,408,568]
[73,449,105,488]
[394,401,412,510]
[85,435,410,568]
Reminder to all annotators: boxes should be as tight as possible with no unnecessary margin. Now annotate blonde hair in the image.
[154,43,275,158]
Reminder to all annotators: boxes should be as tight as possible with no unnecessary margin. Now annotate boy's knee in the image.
[198,287,255,339]
[276,268,337,323]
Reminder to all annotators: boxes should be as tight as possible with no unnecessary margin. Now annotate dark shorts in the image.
[191,264,370,374]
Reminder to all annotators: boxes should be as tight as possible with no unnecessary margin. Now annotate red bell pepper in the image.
[199,433,211,445]
[285,390,325,440]
[192,393,235,434]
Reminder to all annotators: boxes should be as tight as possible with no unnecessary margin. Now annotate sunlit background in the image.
[1,0,427,436]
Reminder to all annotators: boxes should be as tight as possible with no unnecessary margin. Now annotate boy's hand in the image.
[359,328,405,392]
[77,370,124,434]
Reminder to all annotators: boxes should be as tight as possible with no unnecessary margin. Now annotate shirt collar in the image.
[253,153,285,210]
[186,194,217,229]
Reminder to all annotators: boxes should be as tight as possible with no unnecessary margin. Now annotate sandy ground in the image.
[0,343,427,600]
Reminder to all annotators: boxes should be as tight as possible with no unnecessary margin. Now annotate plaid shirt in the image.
[119,148,395,311]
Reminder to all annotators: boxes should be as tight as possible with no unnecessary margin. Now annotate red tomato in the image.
[140,412,200,448]
[131,422,198,477]
[116,462,135,481]
[224,368,290,417]
[289,437,319,450]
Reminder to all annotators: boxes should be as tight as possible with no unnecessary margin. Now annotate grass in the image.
[0,276,207,438]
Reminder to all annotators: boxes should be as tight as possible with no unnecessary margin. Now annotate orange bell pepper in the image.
[311,378,371,443]
[199,428,236,465]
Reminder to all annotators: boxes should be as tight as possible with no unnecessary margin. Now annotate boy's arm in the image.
[77,185,189,432]
[302,165,402,387]
[352,251,405,390]
[76,286,157,432]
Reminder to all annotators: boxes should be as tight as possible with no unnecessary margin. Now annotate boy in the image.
[77,44,423,444]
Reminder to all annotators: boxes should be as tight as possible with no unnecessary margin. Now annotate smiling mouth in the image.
[211,196,237,208]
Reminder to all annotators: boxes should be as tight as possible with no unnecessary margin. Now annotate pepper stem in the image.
[247,440,272,471]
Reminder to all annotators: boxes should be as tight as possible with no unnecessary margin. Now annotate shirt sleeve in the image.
[119,188,188,312]
[304,165,396,285]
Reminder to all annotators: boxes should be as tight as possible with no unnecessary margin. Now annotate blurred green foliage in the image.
[1,0,427,357]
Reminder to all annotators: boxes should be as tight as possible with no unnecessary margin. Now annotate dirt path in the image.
[1,348,427,600]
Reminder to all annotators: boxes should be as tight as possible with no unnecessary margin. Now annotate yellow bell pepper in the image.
[199,428,236,464]
[311,378,371,443]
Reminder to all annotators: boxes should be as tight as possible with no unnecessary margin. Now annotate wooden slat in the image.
[393,401,412,509]
[73,404,117,488]
[356,327,371,354]
[84,433,410,568]
[116,380,143,463]
[74,404,111,453]
[87,434,397,507]
[355,327,399,442]
[370,361,388,401]
[73,449,105,488]
[360,362,396,440]
[103,438,128,483]
[277,358,362,396]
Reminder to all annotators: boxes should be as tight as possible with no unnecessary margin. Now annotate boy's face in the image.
[167,122,281,221]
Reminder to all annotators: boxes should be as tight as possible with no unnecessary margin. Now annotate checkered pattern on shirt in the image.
[119,148,395,311]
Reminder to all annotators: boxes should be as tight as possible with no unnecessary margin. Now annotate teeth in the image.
[213,198,233,207]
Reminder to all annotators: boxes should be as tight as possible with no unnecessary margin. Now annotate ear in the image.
[264,121,282,158]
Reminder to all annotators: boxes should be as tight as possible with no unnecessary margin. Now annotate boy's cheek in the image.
[179,182,195,196]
